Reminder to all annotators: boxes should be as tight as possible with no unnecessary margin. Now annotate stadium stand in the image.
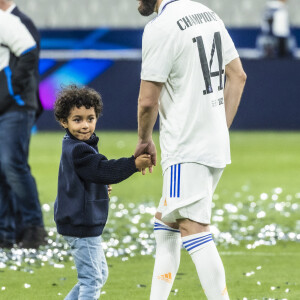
[14,0,300,27]
[12,0,300,130]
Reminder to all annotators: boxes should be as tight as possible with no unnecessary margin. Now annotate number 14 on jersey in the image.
[193,32,224,95]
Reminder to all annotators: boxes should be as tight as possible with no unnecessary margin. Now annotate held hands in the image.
[134,139,157,175]
[135,154,153,175]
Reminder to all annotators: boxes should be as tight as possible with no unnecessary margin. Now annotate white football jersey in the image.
[141,0,239,172]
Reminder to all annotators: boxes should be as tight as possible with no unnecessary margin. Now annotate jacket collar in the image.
[65,129,99,146]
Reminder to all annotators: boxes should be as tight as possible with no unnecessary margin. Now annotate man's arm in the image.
[1,13,37,95]
[224,57,247,128]
[11,47,38,94]
[135,80,163,169]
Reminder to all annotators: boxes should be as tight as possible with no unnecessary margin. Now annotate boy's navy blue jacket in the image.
[54,130,137,238]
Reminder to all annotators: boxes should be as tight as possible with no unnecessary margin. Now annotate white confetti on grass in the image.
[0,185,299,294]
[260,193,269,200]
[257,211,266,218]
[245,271,255,277]
[274,187,283,194]
[42,204,51,212]
[53,264,65,269]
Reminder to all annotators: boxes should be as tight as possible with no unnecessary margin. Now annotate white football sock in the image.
[150,219,181,300]
[182,232,229,300]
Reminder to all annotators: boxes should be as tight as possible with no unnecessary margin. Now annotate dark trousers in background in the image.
[0,110,44,243]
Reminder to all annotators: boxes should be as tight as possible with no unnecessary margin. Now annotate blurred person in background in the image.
[257,0,297,58]
[0,0,46,249]
[135,0,246,299]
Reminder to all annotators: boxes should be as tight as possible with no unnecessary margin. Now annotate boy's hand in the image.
[135,154,153,174]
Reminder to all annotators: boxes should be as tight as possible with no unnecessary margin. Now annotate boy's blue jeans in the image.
[64,235,108,300]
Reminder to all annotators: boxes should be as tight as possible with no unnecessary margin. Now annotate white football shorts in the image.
[157,163,224,224]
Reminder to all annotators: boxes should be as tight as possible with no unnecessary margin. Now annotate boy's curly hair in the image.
[54,85,103,123]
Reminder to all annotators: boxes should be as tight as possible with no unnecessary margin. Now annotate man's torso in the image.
[141,0,239,171]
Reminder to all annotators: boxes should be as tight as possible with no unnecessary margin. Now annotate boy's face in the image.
[61,106,97,141]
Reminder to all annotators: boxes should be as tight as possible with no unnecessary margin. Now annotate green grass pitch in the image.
[0,131,300,300]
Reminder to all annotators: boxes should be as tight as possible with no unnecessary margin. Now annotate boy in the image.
[54,85,152,299]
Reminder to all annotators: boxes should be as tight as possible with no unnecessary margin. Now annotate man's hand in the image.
[134,139,157,174]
